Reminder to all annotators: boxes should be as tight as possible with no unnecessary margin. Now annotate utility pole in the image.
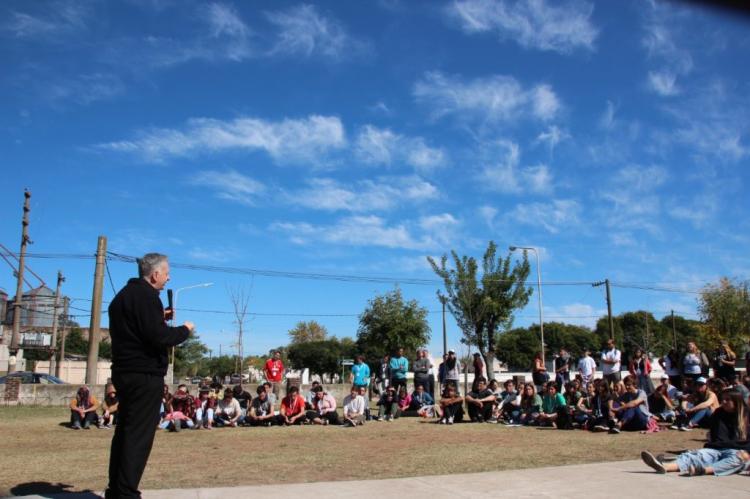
[9,190,32,372]
[57,298,69,378]
[671,310,677,349]
[440,295,447,356]
[85,236,107,385]
[593,279,615,341]
[49,271,65,376]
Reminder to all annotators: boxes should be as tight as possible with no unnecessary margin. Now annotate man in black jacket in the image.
[105,253,194,499]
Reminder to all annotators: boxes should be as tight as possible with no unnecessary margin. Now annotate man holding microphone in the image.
[105,253,195,499]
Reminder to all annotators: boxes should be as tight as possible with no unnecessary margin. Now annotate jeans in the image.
[194,407,214,426]
[618,407,649,431]
[70,410,97,428]
[378,401,400,419]
[689,408,712,427]
[676,448,750,476]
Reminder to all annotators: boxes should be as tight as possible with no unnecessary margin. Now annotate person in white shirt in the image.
[578,349,597,389]
[343,386,366,427]
[601,339,622,387]
[215,388,243,427]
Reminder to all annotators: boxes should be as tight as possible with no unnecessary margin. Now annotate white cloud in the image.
[46,73,125,105]
[597,165,668,235]
[507,199,581,234]
[647,70,679,96]
[287,176,438,212]
[187,247,237,262]
[535,125,568,151]
[479,140,553,194]
[546,303,604,328]
[614,165,668,191]
[478,205,498,228]
[447,0,598,54]
[270,213,461,250]
[3,3,88,39]
[599,100,617,130]
[205,3,253,61]
[97,115,346,164]
[265,4,368,60]
[413,71,561,123]
[354,125,446,171]
[189,169,265,205]
[668,194,718,229]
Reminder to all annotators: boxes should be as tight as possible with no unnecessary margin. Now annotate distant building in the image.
[4,285,70,330]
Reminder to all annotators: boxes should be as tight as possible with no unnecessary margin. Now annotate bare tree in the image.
[228,282,252,375]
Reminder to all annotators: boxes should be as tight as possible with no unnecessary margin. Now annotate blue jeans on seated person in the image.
[689,408,711,427]
[70,410,97,428]
[618,407,649,431]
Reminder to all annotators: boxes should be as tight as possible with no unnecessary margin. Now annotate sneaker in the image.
[375,417,383,422]
[593,425,608,432]
[438,418,446,425]
[447,416,454,425]
[83,423,91,430]
[103,424,112,430]
[656,453,677,463]
[72,423,81,430]
[641,451,666,474]
[385,416,392,422]
[487,418,497,424]
[669,424,679,430]
[608,427,620,434]
[679,425,692,432]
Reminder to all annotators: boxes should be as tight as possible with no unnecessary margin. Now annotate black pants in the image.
[467,401,493,421]
[442,402,464,422]
[106,372,164,499]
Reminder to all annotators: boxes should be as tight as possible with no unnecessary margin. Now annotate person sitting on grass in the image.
[357,385,372,420]
[159,385,195,431]
[538,382,566,428]
[232,384,252,422]
[608,375,651,434]
[641,388,750,476]
[588,381,614,432]
[520,383,543,426]
[98,384,119,429]
[397,386,412,413]
[70,385,99,430]
[246,385,277,427]
[437,384,464,425]
[673,376,719,431]
[377,386,400,421]
[648,381,676,423]
[215,388,243,427]
[305,381,321,410]
[343,386,366,427]
[160,384,171,419]
[575,382,596,428]
[496,379,521,425]
[194,387,215,429]
[465,377,496,423]
[280,386,307,426]
[306,386,340,426]
[409,384,434,413]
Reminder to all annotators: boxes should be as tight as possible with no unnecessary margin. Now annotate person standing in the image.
[577,349,597,389]
[554,348,571,391]
[263,350,285,398]
[601,339,622,387]
[106,253,194,499]
[349,355,371,390]
[413,349,431,391]
[389,348,409,393]
[443,350,462,395]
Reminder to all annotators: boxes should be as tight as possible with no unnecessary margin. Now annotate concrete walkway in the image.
[15,459,747,498]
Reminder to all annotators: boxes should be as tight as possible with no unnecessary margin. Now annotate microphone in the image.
[166,289,174,322]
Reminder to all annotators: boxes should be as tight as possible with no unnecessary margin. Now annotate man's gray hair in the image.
[137,253,168,278]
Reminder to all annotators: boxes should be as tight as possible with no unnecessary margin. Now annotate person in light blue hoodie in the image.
[389,348,409,393]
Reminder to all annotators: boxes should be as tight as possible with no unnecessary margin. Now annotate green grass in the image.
[0,406,705,495]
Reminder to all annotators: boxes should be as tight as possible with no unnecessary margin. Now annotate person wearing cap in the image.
[673,376,719,431]
[70,385,99,430]
[99,385,119,429]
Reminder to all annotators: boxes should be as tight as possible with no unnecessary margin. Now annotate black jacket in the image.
[108,278,190,375]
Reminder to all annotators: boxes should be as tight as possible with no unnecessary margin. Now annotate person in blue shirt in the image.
[409,384,434,411]
[350,355,371,389]
[389,348,409,393]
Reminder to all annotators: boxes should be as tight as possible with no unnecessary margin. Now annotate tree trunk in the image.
[483,350,496,381]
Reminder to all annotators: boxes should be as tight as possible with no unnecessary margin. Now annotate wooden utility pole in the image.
[593,279,615,341]
[49,271,65,376]
[9,190,32,372]
[85,236,107,385]
[440,295,447,356]
[57,298,69,378]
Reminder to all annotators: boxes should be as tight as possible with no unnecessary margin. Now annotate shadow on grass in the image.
[9,481,100,498]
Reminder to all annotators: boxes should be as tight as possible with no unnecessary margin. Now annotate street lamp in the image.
[169,282,213,370]
[509,246,545,371]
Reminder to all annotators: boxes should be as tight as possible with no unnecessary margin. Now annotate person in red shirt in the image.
[280,386,307,425]
[264,350,284,397]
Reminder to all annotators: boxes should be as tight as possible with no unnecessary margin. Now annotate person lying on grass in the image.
[641,388,750,476]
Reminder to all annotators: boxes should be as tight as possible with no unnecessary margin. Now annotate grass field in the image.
[0,406,706,496]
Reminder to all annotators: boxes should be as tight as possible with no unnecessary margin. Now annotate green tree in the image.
[174,335,209,377]
[203,355,236,378]
[288,320,328,344]
[356,287,430,361]
[593,311,671,357]
[698,277,750,351]
[428,241,532,379]
[287,337,357,377]
[497,322,595,371]
[659,314,703,352]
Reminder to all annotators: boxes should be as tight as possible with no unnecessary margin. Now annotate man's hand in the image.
[164,308,174,321]
[183,321,195,332]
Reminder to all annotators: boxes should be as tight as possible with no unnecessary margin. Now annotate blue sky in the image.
[1,0,748,357]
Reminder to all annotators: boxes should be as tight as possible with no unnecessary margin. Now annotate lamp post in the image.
[509,246,545,370]
[169,282,213,375]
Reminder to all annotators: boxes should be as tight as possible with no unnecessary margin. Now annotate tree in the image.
[174,335,209,377]
[287,337,357,377]
[428,241,532,379]
[203,355,236,378]
[356,287,430,362]
[229,285,251,375]
[288,320,328,344]
[497,322,595,371]
[698,277,750,351]
[659,314,702,352]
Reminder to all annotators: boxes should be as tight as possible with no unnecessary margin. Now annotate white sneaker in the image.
[447,416,454,425]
